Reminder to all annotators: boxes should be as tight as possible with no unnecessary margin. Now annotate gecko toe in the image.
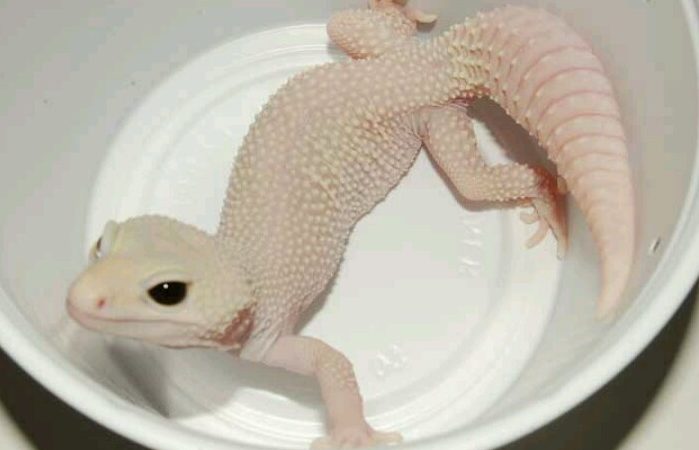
[405,7,438,23]
[525,219,549,248]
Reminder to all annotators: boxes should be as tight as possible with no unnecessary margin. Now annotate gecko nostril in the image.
[96,298,107,310]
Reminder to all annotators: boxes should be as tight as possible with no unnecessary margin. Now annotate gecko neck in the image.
[195,236,259,350]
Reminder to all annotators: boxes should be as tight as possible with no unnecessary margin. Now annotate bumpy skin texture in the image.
[67,2,634,449]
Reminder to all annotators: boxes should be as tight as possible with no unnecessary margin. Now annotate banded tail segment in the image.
[446,6,635,316]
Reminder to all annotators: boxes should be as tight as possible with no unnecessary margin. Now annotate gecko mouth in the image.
[66,302,193,328]
[66,302,212,348]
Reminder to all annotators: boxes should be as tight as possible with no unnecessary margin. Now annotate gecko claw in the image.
[525,169,568,258]
[369,0,438,24]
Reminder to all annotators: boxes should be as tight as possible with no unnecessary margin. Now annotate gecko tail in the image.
[447,6,636,315]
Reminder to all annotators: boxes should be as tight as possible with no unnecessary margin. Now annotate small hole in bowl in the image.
[649,237,662,255]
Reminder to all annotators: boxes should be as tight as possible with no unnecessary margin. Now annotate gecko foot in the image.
[311,425,402,449]
[521,169,568,259]
[369,0,437,24]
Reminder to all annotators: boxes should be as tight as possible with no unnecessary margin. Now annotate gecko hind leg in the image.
[419,105,568,258]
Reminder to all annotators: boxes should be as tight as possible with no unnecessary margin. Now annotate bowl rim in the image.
[1,0,699,449]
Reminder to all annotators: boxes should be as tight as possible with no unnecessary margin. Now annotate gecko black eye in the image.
[148,282,188,306]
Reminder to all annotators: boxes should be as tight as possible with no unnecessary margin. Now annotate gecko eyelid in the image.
[89,237,103,262]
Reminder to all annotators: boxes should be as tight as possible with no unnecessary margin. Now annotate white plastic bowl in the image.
[0,1,698,449]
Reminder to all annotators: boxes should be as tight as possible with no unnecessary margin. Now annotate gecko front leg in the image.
[262,336,402,449]
[328,0,436,59]
[419,105,568,257]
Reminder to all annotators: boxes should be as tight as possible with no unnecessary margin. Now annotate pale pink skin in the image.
[67,2,634,448]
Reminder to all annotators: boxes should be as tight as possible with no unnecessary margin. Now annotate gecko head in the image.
[66,216,255,350]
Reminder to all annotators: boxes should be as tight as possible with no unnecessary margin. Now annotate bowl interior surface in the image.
[0,1,697,449]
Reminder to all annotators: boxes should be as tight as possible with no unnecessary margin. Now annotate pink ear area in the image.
[212,307,255,350]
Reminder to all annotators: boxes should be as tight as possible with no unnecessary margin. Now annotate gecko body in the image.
[67,3,635,448]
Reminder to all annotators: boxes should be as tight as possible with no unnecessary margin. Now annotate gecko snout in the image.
[66,274,111,319]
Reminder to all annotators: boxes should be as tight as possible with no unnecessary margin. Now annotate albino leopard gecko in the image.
[67,1,635,448]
